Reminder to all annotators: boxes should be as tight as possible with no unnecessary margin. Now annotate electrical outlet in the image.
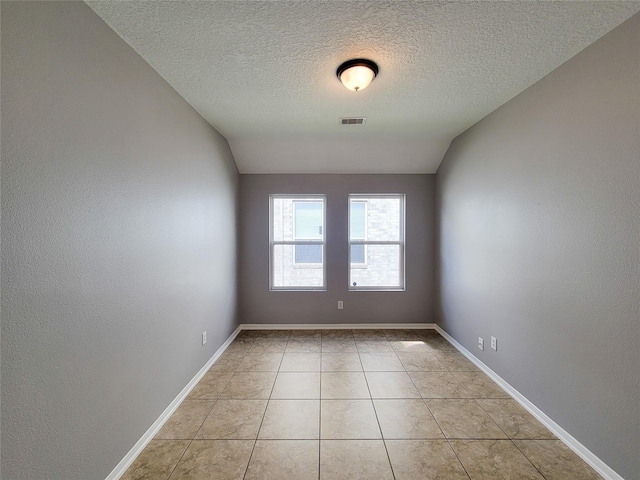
[338,301,344,310]
[491,336,497,351]
[478,337,484,351]
[202,331,207,346]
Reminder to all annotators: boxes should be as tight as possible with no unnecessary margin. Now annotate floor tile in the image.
[168,439,254,480]
[426,399,508,439]
[352,329,387,340]
[409,372,472,398]
[280,352,321,371]
[418,332,456,350]
[453,372,509,398]
[195,400,267,439]
[245,440,320,480]
[286,338,321,353]
[321,372,370,399]
[155,400,215,439]
[122,440,189,480]
[321,338,358,352]
[258,330,291,339]
[382,329,421,341]
[209,353,244,372]
[450,440,544,479]
[320,440,393,480]
[219,371,276,399]
[225,342,253,355]
[359,352,404,371]
[390,339,432,353]
[365,371,421,398]
[271,372,321,399]
[432,350,479,371]
[322,330,354,340]
[187,372,233,400]
[237,352,283,371]
[477,399,555,439]
[320,400,381,439]
[373,399,444,439]
[258,399,320,439]
[321,352,362,371]
[397,352,446,371]
[513,440,603,479]
[385,440,469,480]
[355,340,394,352]
[236,330,259,339]
[232,335,256,345]
[250,338,287,353]
[289,330,322,339]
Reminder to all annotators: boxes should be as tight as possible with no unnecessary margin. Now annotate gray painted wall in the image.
[1,2,239,479]
[436,14,639,480]
[240,175,435,325]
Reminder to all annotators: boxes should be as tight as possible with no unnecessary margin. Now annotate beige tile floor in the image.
[122,329,603,480]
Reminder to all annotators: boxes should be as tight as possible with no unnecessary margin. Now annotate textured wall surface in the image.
[1,2,239,479]
[436,14,639,480]
[87,1,640,174]
[240,175,435,325]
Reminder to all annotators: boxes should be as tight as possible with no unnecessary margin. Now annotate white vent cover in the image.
[339,117,366,125]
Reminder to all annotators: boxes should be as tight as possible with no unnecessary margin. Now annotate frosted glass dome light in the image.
[337,59,378,92]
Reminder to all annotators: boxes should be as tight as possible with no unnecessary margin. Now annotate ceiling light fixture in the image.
[336,59,378,92]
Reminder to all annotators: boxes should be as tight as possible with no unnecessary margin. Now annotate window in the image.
[270,195,326,290]
[348,194,405,290]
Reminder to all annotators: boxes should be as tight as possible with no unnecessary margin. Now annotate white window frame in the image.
[348,194,405,291]
[349,200,368,267]
[269,194,327,291]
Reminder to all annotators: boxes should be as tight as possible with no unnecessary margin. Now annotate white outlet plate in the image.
[491,336,497,351]
[202,331,207,345]
[478,337,484,350]
[337,301,344,310]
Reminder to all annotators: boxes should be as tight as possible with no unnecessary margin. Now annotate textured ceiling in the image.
[87,1,640,174]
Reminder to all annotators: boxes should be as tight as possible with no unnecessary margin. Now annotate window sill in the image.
[348,287,405,292]
[270,287,327,292]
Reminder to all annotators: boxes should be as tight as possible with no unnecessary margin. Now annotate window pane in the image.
[350,201,366,240]
[272,197,324,242]
[350,244,401,288]
[351,197,401,241]
[273,244,324,288]
[351,244,365,264]
[295,244,322,263]
[294,202,323,239]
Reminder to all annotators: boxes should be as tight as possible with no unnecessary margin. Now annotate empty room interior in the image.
[1,1,639,480]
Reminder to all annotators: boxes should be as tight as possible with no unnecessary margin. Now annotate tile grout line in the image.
[510,438,550,479]
[165,439,193,480]
[165,340,253,480]
[241,331,288,480]
[357,337,397,480]
[403,337,472,480]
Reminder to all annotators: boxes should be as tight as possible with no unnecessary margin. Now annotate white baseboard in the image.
[240,322,436,330]
[434,325,624,480]
[105,325,242,480]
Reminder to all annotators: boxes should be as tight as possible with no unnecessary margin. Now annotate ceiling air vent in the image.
[339,117,366,125]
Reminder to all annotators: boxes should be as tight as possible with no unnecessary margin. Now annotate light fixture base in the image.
[336,59,379,79]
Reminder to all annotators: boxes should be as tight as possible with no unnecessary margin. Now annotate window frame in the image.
[269,194,327,291]
[348,194,406,291]
[349,200,368,266]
